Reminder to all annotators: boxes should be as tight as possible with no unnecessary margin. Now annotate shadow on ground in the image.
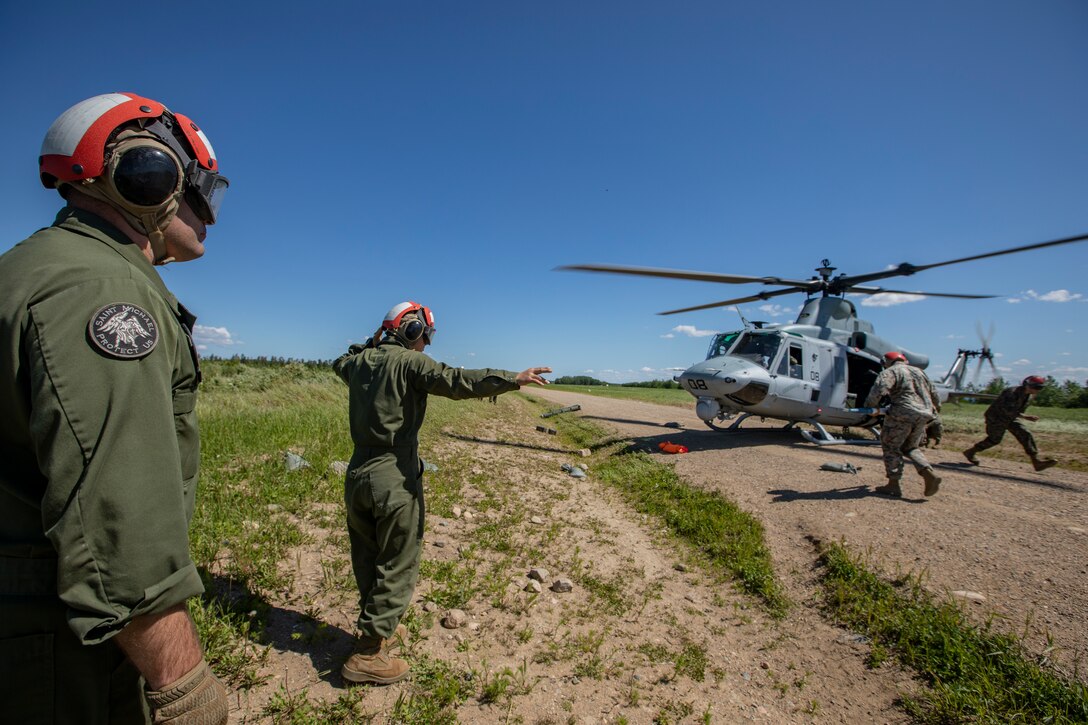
[200,570,358,687]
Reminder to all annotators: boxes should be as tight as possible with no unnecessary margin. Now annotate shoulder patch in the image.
[87,303,160,359]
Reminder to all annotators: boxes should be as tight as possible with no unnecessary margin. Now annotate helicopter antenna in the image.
[736,307,752,329]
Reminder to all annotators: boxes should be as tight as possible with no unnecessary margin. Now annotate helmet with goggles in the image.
[39,93,228,262]
[382,301,437,345]
[883,351,907,365]
[1022,375,1046,389]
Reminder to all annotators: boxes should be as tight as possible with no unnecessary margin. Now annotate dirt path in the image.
[532,388,1088,679]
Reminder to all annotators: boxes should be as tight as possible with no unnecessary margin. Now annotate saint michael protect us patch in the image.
[87,303,160,359]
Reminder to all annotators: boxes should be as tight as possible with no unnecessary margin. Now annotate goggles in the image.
[184,159,229,224]
[144,118,228,224]
[421,324,436,345]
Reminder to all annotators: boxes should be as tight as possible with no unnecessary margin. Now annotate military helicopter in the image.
[559,232,1087,445]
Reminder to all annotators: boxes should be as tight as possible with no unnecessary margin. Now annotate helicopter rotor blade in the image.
[843,285,997,300]
[972,357,984,387]
[556,264,814,288]
[832,232,1088,289]
[657,287,805,316]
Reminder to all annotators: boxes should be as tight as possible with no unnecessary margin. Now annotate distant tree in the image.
[621,379,681,389]
[553,375,607,386]
[983,377,1007,395]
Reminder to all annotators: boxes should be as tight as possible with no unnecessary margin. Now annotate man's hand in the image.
[1023,414,1040,422]
[145,659,229,724]
[516,367,552,386]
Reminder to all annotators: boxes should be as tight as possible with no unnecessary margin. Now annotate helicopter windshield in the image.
[706,331,741,360]
[731,331,783,370]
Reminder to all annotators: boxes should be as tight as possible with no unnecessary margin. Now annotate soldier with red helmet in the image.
[964,376,1057,471]
[0,94,230,722]
[864,351,943,498]
[333,302,550,685]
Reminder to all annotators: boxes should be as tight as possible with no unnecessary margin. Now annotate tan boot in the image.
[963,447,980,465]
[1032,456,1057,472]
[873,477,902,497]
[342,636,410,685]
[921,468,941,497]
[384,623,409,650]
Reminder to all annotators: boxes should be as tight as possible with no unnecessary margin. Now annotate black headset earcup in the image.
[403,319,424,341]
[112,145,180,206]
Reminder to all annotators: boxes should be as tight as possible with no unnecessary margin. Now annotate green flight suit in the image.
[0,207,204,724]
[333,338,519,638]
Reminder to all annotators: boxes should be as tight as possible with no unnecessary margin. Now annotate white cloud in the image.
[1008,289,1084,303]
[193,325,237,349]
[1061,352,1072,356]
[757,304,794,318]
[1012,358,1032,366]
[943,334,964,340]
[640,366,655,372]
[860,293,926,308]
[665,324,719,338]
[1038,289,1083,302]
[1007,298,1021,304]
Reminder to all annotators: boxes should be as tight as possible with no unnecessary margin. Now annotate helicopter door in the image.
[775,341,818,405]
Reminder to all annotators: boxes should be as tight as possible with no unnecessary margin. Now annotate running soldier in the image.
[864,351,943,498]
[964,376,1057,471]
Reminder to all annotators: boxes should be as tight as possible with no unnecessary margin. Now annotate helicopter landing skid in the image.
[706,413,879,446]
[798,419,881,446]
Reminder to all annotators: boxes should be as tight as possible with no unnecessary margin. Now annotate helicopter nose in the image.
[680,359,772,411]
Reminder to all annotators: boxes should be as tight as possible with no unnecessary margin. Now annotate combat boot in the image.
[342,635,410,685]
[921,468,941,497]
[1032,456,1058,472]
[962,446,980,465]
[873,477,902,497]
[384,623,409,649]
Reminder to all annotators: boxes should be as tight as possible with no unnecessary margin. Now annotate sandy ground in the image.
[226,389,1087,723]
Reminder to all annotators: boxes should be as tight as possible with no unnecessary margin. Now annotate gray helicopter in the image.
[560,232,1086,445]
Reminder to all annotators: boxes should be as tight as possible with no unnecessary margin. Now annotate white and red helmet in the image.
[382,301,436,344]
[39,92,228,224]
[883,351,907,364]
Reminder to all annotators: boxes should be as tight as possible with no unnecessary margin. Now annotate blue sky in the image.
[2,1,1086,383]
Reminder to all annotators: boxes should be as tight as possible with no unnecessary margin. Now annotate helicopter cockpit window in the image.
[706,331,740,360]
[732,332,782,370]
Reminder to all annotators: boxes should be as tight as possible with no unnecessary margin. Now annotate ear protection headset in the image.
[382,301,437,345]
[109,140,184,209]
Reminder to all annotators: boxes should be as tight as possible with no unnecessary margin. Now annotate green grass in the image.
[547,383,694,408]
[818,541,1088,723]
[593,450,788,615]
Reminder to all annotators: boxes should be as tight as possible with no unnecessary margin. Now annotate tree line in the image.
[553,375,681,389]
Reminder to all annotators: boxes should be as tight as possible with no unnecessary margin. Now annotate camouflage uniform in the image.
[864,362,941,480]
[972,385,1038,456]
[333,339,520,639]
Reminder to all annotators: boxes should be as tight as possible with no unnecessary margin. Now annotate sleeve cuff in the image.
[70,563,205,645]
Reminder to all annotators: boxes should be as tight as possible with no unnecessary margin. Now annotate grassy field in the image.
[189,361,1087,722]
[546,383,694,408]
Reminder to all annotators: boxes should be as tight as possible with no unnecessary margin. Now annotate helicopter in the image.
[559,232,1087,445]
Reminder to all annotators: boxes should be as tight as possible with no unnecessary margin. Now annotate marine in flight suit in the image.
[0,93,230,724]
[333,301,550,684]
